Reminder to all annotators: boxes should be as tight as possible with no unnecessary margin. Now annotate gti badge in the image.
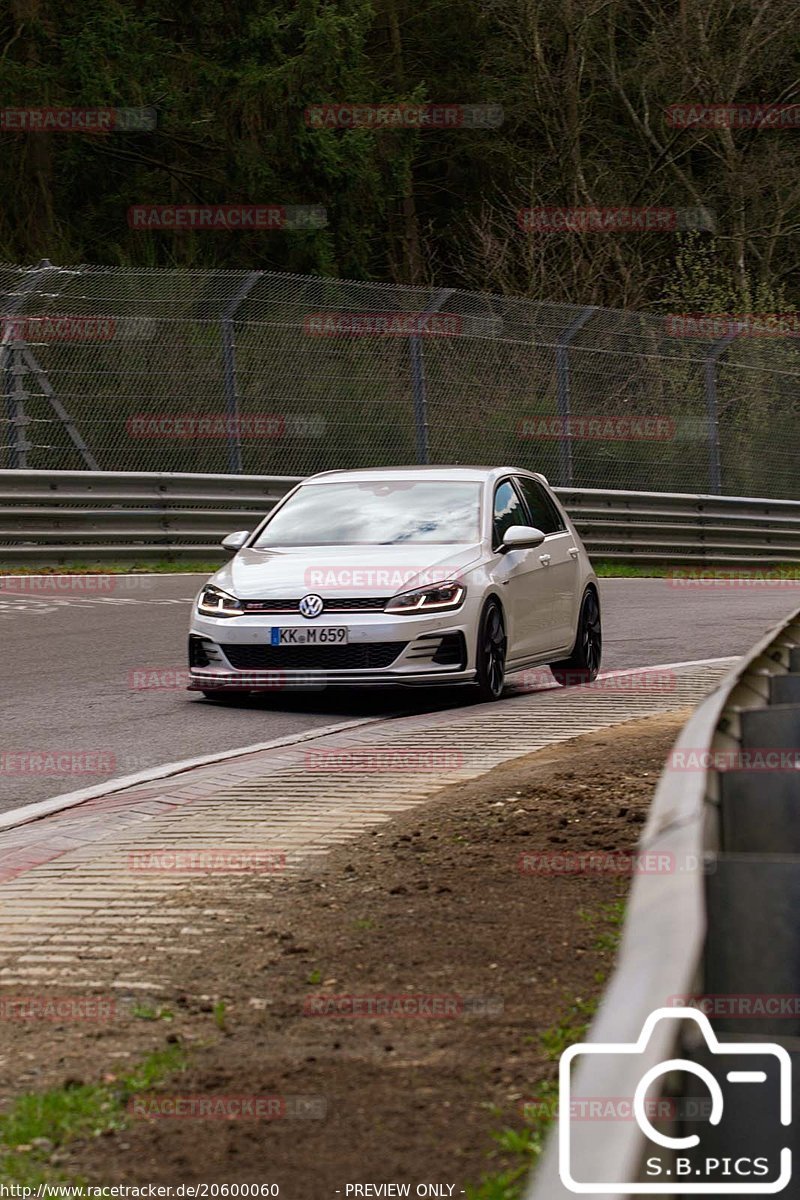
[298,594,325,618]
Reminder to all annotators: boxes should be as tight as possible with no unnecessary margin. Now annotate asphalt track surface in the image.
[1,574,798,813]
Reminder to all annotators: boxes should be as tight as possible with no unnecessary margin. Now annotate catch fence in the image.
[1,261,798,498]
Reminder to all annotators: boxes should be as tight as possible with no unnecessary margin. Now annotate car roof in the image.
[302,466,549,485]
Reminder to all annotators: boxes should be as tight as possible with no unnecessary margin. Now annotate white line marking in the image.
[0,717,391,833]
[596,656,736,675]
[0,655,738,834]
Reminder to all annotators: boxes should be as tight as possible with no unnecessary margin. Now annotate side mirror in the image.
[221,530,250,552]
[502,525,546,551]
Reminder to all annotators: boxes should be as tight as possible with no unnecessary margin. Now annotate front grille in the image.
[220,642,407,671]
[239,597,389,613]
[324,597,391,612]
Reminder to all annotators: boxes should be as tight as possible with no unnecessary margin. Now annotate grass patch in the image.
[0,1043,186,1186]
[539,996,598,1061]
[2,559,796,579]
[464,1086,559,1200]
[0,562,220,575]
[582,899,626,955]
[131,1002,174,1022]
[593,560,800,578]
[465,898,626,1200]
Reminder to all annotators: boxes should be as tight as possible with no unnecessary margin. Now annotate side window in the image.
[493,479,529,546]
[515,477,565,535]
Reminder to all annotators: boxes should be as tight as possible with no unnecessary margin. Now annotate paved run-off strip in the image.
[0,662,732,988]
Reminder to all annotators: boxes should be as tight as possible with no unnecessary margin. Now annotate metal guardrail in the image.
[559,487,800,564]
[0,470,798,564]
[0,469,297,560]
[528,603,800,1198]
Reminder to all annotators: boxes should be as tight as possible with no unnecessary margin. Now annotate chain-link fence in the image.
[1,261,798,497]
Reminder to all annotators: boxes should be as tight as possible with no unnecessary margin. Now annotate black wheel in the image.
[475,599,507,701]
[550,588,602,685]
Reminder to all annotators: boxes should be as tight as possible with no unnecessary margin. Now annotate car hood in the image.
[209,543,485,599]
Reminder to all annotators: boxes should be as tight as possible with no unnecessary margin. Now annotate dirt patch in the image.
[0,711,688,1196]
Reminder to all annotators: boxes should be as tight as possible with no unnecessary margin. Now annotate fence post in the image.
[1,259,54,468]
[410,287,455,464]
[0,347,12,469]
[221,272,261,474]
[8,348,31,469]
[704,329,739,495]
[555,306,597,487]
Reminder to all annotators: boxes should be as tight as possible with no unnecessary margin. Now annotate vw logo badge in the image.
[299,593,324,618]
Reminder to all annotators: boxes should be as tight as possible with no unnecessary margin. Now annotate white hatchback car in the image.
[188,466,601,702]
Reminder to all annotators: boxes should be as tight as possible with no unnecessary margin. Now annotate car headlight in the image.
[384,581,466,613]
[197,585,245,617]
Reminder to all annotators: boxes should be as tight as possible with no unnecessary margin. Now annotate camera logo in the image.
[559,1007,792,1193]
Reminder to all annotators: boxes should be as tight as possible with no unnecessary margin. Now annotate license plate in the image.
[271,627,349,646]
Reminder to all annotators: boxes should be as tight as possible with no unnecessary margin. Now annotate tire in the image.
[474,599,507,701]
[550,588,602,685]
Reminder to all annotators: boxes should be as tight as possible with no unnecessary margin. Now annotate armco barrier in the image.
[527,603,800,1198]
[559,486,800,564]
[0,470,799,564]
[0,469,296,561]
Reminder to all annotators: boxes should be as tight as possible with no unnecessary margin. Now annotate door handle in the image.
[539,553,551,565]
[568,547,579,559]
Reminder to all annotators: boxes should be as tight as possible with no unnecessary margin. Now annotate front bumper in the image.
[189,667,476,690]
[188,609,475,691]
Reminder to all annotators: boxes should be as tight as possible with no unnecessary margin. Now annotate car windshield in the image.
[251,480,482,547]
